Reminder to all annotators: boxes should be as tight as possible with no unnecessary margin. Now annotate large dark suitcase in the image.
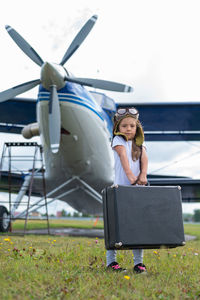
[103,185,185,250]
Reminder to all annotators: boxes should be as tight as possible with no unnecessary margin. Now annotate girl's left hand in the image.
[137,173,147,185]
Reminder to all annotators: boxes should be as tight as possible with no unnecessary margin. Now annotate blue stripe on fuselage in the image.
[38,82,114,135]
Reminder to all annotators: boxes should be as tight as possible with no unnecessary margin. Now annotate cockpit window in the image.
[91,91,116,112]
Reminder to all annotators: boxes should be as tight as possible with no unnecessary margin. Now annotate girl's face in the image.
[118,117,137,140]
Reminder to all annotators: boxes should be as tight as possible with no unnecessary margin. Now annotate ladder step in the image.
[5,142,40,147]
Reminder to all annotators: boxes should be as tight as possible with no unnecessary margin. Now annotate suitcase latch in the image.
[115,242,123,248]
[111,184,119,188]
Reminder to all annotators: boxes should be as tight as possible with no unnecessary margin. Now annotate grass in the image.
[184,223,200,240]
[11,218,104,231]
[0,224,199,299]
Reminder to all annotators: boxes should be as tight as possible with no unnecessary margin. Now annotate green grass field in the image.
[0,223,199,299]
[11,218,104,231]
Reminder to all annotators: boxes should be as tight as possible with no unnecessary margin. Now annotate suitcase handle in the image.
[131,180,150,186]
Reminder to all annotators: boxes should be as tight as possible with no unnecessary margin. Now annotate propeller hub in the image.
[41,62,67,91]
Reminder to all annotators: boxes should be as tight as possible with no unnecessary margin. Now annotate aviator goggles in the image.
[114,107,139,121]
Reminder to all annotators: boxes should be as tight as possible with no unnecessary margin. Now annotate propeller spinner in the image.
[0,15,133,153]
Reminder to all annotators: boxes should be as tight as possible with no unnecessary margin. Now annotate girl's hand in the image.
[128,174,138,185]
[137,173,147,185]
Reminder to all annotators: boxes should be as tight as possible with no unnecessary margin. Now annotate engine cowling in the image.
[22,123,40,139]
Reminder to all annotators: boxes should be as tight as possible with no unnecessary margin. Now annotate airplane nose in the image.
[41,61,52,73]
[41,62,66,90]
[42,62,59,75]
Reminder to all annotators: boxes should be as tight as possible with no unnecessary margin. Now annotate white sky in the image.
[1,0,200,102]
[0,0,200,213]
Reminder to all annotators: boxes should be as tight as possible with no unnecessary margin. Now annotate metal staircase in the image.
[0,142,50,234]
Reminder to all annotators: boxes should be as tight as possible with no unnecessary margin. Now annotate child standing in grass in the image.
[106,107,148,274]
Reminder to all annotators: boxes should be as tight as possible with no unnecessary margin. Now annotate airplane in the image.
[0,15,200,232]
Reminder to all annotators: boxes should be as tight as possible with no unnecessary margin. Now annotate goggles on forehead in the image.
[115,107,139,120]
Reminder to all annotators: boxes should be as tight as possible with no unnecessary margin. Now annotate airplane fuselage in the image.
[37,82,115,214]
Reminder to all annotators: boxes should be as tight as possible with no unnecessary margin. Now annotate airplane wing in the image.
[0,97,36,134]
[148,175,200,202]
[1,95,200,141]
[117,102,200,141]
[0,170,42,197]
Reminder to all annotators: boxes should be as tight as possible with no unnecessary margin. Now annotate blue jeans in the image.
[106,249,143,266]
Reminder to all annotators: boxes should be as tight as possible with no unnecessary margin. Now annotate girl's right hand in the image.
[128,174,138,185]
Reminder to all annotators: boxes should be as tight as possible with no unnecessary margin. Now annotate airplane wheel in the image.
[0,206,10,232]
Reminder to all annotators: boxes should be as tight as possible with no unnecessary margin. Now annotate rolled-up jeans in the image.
[106,249,143,267]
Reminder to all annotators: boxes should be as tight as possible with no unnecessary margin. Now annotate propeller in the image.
[49,85,61,153]
[65,76,133,92]
[5,25,44,67]
[0,15,133,153]
[60,15,98,65]
[0,79,41,103]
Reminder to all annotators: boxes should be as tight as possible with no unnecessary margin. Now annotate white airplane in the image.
[0,15,133,231]
[1,15,200,232]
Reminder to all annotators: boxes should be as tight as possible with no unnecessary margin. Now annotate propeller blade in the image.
[65,77,133,92]
[60,15,98,66]
[0,79,41,102]
[5,25,44,67]
[49,85,61,153]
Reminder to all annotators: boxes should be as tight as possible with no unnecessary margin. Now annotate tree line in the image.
[183,209,200,222]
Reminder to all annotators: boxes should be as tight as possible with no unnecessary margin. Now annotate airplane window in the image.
[91,92,102,106]
[102,96,116,111]
[91,91,116,112]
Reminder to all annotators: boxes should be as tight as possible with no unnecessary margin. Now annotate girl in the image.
[106,107,148,273]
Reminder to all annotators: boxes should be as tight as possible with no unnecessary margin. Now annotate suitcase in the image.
[103,185,185,250]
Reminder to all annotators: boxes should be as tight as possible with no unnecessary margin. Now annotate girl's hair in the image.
[112,117,143,161]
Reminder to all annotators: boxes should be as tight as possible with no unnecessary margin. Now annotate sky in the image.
[0,0,200,213]
[1,0,200,102]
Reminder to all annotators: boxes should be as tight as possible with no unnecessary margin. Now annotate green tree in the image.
[183,213,193,222]
[82,213,91,218]
[193,209,200,222]
[61,209,67,217]
[73,211,80,217]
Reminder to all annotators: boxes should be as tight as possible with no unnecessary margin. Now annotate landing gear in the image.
[0,206,10,232]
